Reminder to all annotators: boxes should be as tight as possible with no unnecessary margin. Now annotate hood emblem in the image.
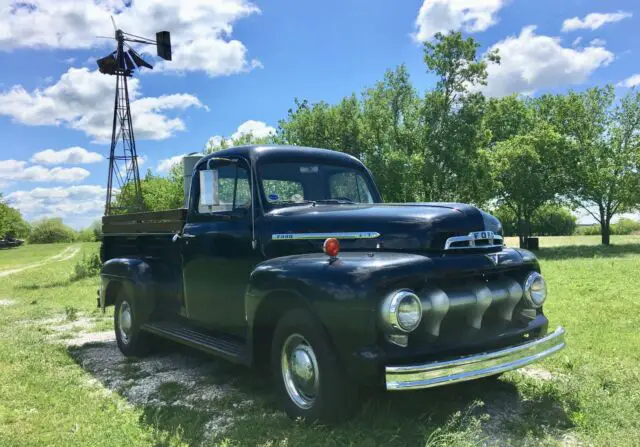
[486,253,500,265]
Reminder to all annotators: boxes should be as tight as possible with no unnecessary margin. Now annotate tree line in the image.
[120,31,639,246]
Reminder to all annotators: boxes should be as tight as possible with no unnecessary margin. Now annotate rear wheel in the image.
[271,309,359,423]
[114,290,151,357]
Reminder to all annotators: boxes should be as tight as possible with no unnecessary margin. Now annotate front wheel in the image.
[114,291,151,357]
[271,309,359,423]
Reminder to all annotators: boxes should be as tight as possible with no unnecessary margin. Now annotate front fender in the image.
[245,252,436,364]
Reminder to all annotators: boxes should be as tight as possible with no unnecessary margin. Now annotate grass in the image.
[0,236,639,446]
[0,242,72,270]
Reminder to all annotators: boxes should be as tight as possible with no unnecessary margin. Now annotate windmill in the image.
[97,19,172,215]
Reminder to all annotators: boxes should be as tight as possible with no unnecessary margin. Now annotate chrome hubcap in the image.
[118,301,132,344]
[281,334,319,409]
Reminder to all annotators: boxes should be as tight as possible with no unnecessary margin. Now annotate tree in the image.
[538,86,640,244]
[417,31,500,204]
[488,126,569,247]
[28,218,76,244]
[0,195,30,239]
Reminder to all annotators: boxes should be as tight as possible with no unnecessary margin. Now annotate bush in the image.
[575,218,640,236]
[531,204,577,236]
[612,218,640,235]
[575,224,601,235]
[71,251,102,281]
[491,204,576,237]
[27,218,76,244]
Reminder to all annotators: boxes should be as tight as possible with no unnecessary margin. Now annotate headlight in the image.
[380,289,423,333]
[523,272,547,308]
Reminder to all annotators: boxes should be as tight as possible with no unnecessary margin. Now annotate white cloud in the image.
[0,0,261,77]
[5,185,107,227]
[0,159,90,183]
[562,11,632,32]
[30,146,103,164]
[572,37,583,47]
[617,74,640,88]
[480,26,614,97]
[0,67,204,141]
[231,120,275,140]
[414,0,507,41]
[207,119,276,150]
[156,154,185,173]
[589,38,606,47]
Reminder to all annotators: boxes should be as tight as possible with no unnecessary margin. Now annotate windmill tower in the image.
[97,23,172,215]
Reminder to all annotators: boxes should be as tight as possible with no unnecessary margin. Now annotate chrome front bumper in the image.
[386,326,566,390]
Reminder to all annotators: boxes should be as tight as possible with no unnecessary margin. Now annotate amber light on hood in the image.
[323,238,340,258]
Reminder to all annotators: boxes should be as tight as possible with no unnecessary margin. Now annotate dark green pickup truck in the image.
[99,145,565,422]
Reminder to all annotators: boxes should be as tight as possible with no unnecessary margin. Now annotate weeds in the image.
[71,250,101,281]
[65,306,78,321]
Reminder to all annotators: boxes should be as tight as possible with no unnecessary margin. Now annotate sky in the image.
[0,0,638,229]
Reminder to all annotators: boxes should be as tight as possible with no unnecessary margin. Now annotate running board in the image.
[142,321,250,365]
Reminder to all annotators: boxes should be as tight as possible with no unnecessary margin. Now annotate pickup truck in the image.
[100,144,565,422]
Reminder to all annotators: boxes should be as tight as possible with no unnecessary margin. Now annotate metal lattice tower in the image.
[104,30,143,215]
[98,26,171,215]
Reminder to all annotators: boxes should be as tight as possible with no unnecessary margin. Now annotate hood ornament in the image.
[486,253,500,265]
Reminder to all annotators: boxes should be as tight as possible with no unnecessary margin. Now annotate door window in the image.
[198,164,251,214]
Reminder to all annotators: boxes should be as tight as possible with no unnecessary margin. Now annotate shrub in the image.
[71,251,102,281]
[531,204,577,236]
[27,218,76,244]
[575,219,640,236]
[575,224,601,235]
[612,218,640,235]
[491,204,576,237]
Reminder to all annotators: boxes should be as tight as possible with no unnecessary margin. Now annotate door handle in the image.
[172,233,196,242]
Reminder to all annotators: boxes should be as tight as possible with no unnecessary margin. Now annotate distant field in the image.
[0,237,639,446]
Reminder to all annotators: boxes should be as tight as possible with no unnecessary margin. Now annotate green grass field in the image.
[1,237,639,446]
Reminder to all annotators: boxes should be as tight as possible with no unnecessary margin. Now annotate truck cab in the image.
[100,145,565,422]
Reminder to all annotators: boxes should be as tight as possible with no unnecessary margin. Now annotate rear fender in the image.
[100,258,181,323]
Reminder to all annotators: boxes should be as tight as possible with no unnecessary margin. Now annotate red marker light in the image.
[323,238,340,258]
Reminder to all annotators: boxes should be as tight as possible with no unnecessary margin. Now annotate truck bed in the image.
[101,209,186,263]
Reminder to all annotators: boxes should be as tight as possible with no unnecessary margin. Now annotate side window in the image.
[329,172,373,203]
[198,164,251,214]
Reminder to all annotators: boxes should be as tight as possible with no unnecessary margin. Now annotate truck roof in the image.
[196,145,366,170]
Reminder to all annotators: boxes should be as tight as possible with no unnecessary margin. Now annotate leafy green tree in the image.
[537,86,640,244]
[28,218,76,244]
[485,95,536,144]
[419,31,499,204]
[0,195,30,239]
[488,126,569,247]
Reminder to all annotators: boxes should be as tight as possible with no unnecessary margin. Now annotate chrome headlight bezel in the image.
[380,289,423,333]
[523,272,547,308]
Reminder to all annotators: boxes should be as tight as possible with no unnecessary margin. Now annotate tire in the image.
[271,309,359,423]
[114,290,151,357]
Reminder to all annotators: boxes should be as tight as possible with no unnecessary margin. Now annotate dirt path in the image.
[0,245,80,278]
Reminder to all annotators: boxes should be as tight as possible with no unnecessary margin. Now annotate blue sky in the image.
[0,0,638,228]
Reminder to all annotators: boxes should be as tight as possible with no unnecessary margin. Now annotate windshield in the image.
[260,161,376,206]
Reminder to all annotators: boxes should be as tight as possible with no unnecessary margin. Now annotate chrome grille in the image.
[444,231,503,250]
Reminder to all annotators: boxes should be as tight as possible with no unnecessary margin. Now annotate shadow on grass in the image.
[17,274,98,290]
[534,242,640,261]
[66,338,576,446]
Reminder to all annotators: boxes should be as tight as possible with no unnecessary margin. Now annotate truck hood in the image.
[261,203,498,257]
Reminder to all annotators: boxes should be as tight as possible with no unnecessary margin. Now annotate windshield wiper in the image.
[314,199,356,204]
[271,200,316,207]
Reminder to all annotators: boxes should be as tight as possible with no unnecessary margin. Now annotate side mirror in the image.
[199,169,220,208]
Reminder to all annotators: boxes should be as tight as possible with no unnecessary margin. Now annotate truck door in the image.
[180,158,259,338]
